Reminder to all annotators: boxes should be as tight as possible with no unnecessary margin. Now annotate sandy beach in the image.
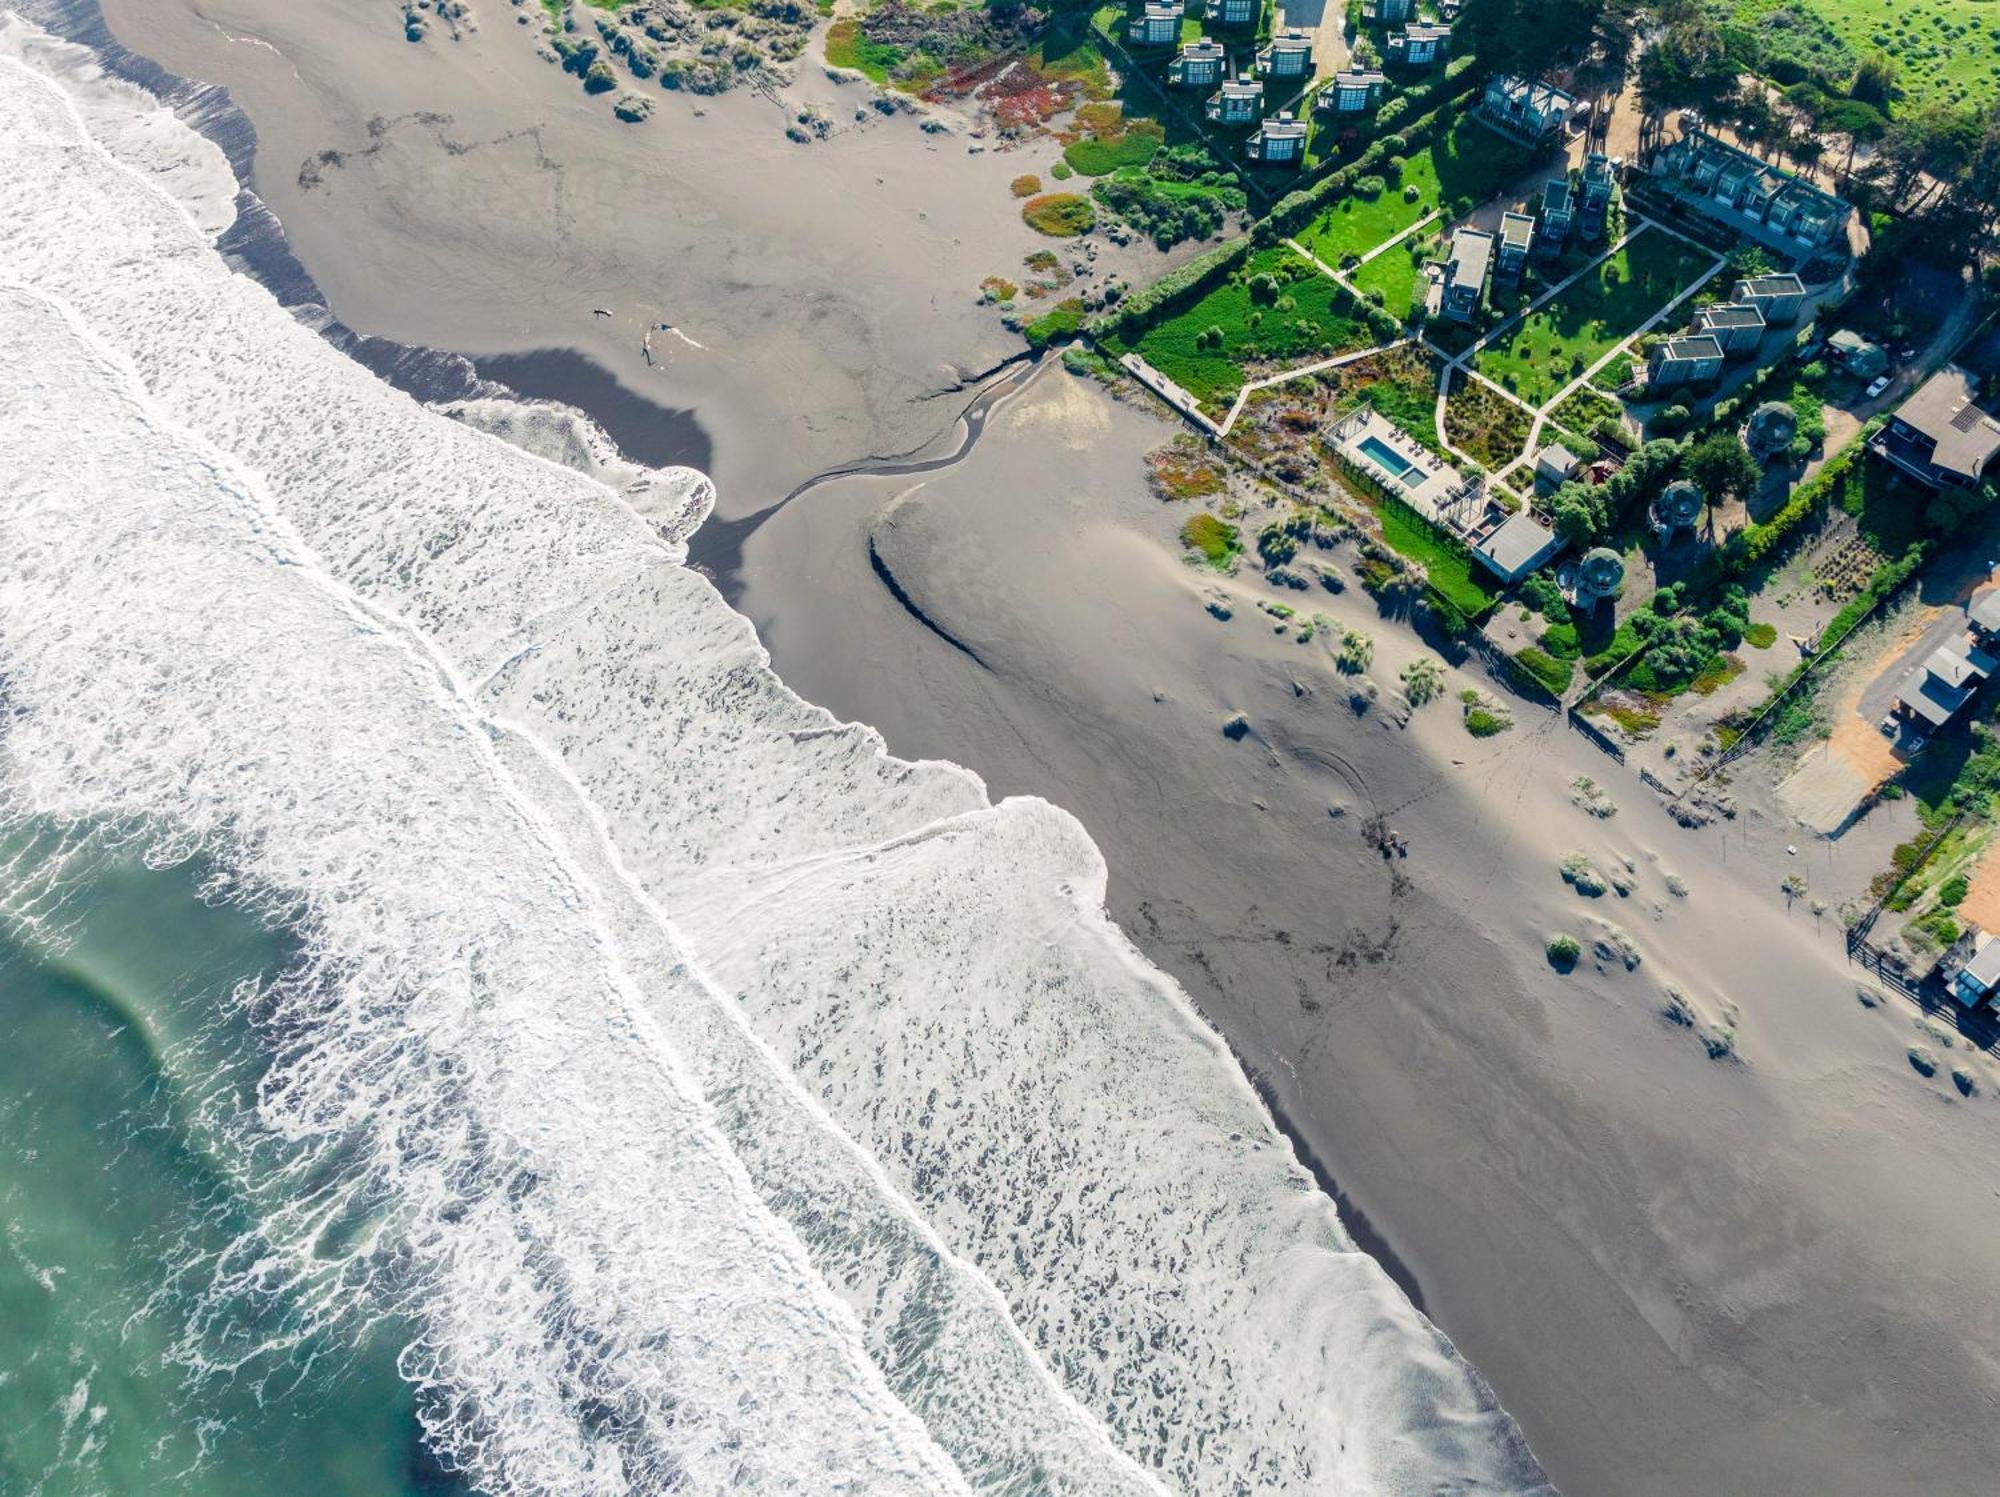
[77,1,2000,1491]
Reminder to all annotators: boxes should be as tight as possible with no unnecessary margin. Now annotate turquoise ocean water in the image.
[0,834,462,1497]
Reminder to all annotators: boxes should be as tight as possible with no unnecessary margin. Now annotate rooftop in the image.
[1970,590,2000,636]
[1335,67,1387,86]
[1539,443,1579,473]
[1180,38,1227,59]
[1737,273,1805,299]
[1660,333,1724,363]
[1963,936,2000,993]
[1695,302,1766,330]
[1448,226,1494,283]
[1477,510,1560,580]
[1544,177,1571,212]
[1499,212,1535,250]
[1897,366,2000,482]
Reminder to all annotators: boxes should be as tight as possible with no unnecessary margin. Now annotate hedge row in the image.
[1088,235,1253,339]
[1719,419,1885,574]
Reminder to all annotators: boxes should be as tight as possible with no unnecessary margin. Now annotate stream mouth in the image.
[684,349,1047,597]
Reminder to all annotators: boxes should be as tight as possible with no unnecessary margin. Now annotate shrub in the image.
[1511,645,1572,697]
[1180,512,1240,567]
[1338,627,1373,673]
[1653,404,1691,434]
[1010,174,1042,197]
[1051,160,1074,180]
[1546,934,1582,970]
[1023,298,1085,349]
[1465,706,1509,736]
[1561,853,1607,896]
[1940,875,1969,908]
[1022,193,1095,237]
[1401,656,1444,706]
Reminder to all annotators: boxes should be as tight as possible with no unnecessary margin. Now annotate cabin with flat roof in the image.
[1168,37,1228,87]
[1539,176,1573,251]
[1578,152,1615,239]
[1206,75,1264,124]
[1319,67,1386,114]
[1478,74,1573,143]
[1691,301,1766,359]
[1871,366,2000,490]
[1647,333,1725,390]
[1476,511,1562,583]
[1257,28,1313,79]
[1432,227,1493,322]
[1645,129,1852,258]
[1386,20,1449,67]
[1208,0,1256,27]
[1495,212,1535,280]
[1247,110,1307,164]
[1732,273,1806,325]
[1130,0,1183,45]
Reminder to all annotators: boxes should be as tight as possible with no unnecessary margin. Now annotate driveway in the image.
[1274,0,1348,82]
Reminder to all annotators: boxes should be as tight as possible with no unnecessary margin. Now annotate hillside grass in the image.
[1729,0,2000,109]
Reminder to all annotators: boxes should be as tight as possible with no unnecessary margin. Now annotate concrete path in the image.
[1215,335,1415,436]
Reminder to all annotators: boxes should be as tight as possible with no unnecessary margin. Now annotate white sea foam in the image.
[0,22,1548,1496]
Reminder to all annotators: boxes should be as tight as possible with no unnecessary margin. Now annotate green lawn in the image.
[1296,120,1535,266]
[1370,495,1501,621]
[1101,245,1378,412]
[1475,230,1714,408]
[1350,239,1428,320]
[1729,0,2000,109]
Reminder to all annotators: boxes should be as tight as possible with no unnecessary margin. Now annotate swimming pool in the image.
[1357,433,1419,484]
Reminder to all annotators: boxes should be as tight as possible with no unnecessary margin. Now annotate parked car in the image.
[1866,375,1892,399]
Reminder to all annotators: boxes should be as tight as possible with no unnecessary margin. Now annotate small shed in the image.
[1473,510,1560,583]
[1535,443,1581,488]
[1827,329,1887,379]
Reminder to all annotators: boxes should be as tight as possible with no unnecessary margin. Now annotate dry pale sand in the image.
[78,4,2000,1492]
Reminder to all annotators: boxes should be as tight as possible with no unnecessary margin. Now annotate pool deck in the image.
[1330,405,1468,524]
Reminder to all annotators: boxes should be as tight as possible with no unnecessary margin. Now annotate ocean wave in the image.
[0,22,1546,1496]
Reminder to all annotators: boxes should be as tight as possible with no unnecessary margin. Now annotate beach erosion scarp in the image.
[0,23,1550,1497]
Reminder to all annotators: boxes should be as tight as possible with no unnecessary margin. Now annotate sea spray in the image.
[0,24,1550,1495]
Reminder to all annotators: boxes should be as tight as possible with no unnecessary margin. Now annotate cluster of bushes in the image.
[1263,74,1479,242]
[1092,169,1246,251]
[1547,437,1687,546]
[1619,581,1755,693]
